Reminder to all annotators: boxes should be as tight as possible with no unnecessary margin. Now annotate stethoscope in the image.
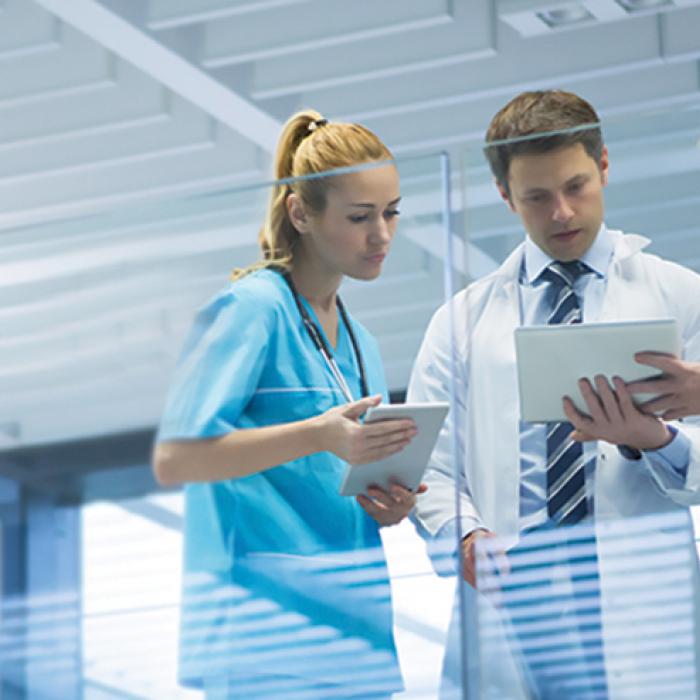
[279,271,368,403]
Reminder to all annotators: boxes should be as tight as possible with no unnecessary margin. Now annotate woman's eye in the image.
[384,209,400,219]
[348,214,368,223]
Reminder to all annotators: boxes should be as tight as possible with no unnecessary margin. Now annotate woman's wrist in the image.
[304,413,329,454]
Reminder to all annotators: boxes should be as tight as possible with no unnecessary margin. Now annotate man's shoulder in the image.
[616,230,700,285]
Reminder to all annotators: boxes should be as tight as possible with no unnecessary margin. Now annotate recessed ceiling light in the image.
[615,0,673,10]
[536,4,594,27]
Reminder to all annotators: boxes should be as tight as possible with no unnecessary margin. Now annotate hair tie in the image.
[307,118,328,133]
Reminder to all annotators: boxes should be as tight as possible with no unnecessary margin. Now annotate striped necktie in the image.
[543,260,592,526]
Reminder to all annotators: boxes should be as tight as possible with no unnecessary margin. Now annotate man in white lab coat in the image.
[408,90,700,699]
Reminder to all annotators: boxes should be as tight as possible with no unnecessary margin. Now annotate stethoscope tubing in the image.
[280,270,369,402]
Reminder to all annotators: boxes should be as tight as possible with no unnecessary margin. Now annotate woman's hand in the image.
[314,395,417,465]
[357,483,428,527]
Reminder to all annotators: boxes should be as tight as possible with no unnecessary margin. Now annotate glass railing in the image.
[0,151,460,699]
[453,103,700,699]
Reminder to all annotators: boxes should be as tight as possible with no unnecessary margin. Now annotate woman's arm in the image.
[152,395,416,486]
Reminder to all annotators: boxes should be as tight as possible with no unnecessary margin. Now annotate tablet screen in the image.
[515,318,681,423]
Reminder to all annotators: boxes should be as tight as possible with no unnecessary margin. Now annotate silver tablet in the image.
[515,318,681,423]
[338,402,449,497]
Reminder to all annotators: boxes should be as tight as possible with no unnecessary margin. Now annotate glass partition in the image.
[0,151,459,698]
[454,103,700,699]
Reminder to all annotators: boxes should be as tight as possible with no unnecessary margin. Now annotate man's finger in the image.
[662,407,688,421]
[578,378,607,422]
[595,375,622,422]
[634,352,679,371]
[563,396,591,429]
[627,378,672,395]
[570,428,595,442]
[481,539,511,578]
[612,376,638,419]
[636,394,675,414]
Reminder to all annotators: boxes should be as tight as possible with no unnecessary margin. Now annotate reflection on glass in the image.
[477,512,699,699]
[152,109,421,699]
[0,140,453,699]
[451,89,700,700]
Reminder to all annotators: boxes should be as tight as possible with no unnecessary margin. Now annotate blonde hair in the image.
[232,109,393,280]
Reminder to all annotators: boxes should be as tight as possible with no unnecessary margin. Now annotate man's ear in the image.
[495,179,516,212]
[286,193,311,234]
[599,146,610,187]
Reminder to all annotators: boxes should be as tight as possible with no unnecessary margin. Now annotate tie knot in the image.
[543,260,590,289]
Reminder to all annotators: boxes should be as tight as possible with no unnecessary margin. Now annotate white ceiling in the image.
[2,0,700,447]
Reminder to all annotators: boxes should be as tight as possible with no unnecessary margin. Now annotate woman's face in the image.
[294,163,401,281]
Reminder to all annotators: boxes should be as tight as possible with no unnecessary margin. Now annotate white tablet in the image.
[515,318,681,423]
[338,402,449,497]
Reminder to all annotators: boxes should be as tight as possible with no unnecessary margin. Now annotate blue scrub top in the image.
[157,269,401,692]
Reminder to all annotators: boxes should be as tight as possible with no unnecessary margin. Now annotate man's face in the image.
[498,143,609,262]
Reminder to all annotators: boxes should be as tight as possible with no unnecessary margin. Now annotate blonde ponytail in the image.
[232,109,392,281]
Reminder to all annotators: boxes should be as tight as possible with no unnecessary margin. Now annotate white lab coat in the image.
[408,230,700,699]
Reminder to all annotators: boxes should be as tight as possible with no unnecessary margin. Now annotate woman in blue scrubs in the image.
[153,110,423,699]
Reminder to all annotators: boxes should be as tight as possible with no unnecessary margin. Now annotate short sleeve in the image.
[157,285,275,442]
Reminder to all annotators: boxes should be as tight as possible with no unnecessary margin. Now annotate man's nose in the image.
[552,195,574,223]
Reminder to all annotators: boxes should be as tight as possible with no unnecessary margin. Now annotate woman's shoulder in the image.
[201,268,290,318]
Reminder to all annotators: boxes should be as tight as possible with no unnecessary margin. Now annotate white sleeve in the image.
[407,304,485,547]
[640,256,700,505]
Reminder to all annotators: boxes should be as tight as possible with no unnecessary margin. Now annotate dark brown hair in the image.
[484,90,603,196]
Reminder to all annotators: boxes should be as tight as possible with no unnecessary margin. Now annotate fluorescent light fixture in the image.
[499,0,700,36]
[616,0,673,9]
[536,3,595,25]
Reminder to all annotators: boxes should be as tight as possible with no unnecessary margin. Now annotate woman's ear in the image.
[286,193,311,235]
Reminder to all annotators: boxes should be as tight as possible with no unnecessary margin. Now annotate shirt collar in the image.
[523,223,613,285]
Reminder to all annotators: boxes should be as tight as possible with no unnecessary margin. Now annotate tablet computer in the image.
[338,402,449,497]
[515,318,681,423]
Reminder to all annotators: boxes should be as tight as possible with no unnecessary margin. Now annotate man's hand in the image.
[461,529,510,589]
[564,375,673,450]
[628,353,700,421]
[357,483,428,527]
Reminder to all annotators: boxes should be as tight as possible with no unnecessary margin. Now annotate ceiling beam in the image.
[33,0,281,152]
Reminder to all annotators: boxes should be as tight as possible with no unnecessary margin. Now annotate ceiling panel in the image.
[0,0,698,446]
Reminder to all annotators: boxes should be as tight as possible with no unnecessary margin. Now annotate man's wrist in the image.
[618,424,677,459]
